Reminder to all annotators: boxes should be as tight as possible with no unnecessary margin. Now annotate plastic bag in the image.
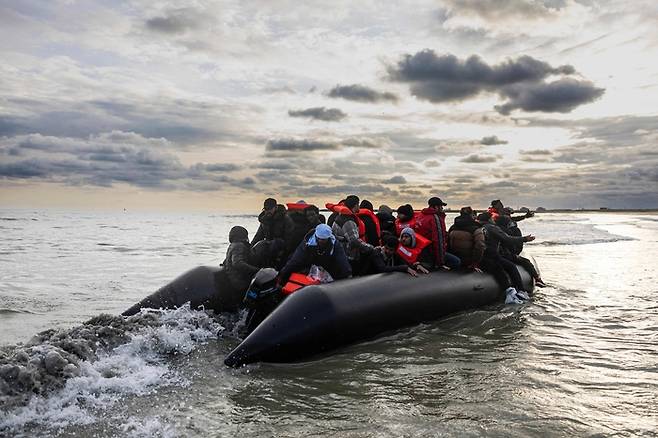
[308,265,334,284]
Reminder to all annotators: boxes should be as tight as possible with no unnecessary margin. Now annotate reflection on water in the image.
[1,211,657,437]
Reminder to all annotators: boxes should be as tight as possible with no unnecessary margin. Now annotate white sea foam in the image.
[0,305,223,435]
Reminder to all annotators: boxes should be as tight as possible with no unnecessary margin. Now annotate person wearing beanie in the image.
[221,226,261,308]
[278,224,351,284]
[415,197,461,270]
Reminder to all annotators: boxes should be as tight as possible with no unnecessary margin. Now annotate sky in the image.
[1,0,657,212]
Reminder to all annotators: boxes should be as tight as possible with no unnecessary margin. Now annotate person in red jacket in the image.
[414,197,461,270]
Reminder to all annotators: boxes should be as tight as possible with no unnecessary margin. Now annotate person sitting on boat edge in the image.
[448,206,486,272]
[362,235,428,277]
[397,228,432,273]
[251,198,296,267]
[278,224,351,285]
[414,196,461,270]
[376,204,396,237]
[358,199,382,247]
[222,226,261,309]
[287,200,325,255]
[394,204,417,236]
[477,212,534,303]
[329,195,374,275]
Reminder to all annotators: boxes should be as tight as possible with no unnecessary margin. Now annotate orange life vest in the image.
[487,207,500,222]
[286,202,311,211]
[357,208,381,244]
[282,272,320,296]
[395,211,420,236]
[325,202,366,238]
[396,233,431,265]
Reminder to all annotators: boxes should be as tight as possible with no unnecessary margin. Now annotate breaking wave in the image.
[0,305,223,435]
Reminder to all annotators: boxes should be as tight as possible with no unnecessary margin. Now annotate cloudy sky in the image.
[1,0,657,211]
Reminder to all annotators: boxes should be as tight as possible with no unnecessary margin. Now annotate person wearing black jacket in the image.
[251,198,295,263]
[278,224,351,284]
[222,226,261,306]
[362,235,428,276]
[376,204,396,237]
[477,212,535,301]
[359,199,381,246]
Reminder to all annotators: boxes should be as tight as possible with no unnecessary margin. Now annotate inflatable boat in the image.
[122,262,535,367]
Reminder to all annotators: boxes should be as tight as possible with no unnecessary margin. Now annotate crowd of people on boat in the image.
[222,195,546,306]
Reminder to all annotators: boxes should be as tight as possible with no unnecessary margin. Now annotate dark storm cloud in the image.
[494,78,605,115]
[266,138,340,152]
[145,8,204,34]
[480,135,508,145]
[328,84,399,103]
[387,50,603,114]
[460,154,500,163]
[288,107,347,122]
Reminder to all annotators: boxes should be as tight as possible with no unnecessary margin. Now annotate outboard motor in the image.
[243,268,282,334]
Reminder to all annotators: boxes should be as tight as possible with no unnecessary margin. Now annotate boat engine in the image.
[243,268,282,334]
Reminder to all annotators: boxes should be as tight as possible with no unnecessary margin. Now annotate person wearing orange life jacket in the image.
[397,228,432,273]
[328,195,374,275]
[287,200,325,252]
[362,235,426,276]
[358,199,381,246]
[394,204,418,236]
[414,197,461,270]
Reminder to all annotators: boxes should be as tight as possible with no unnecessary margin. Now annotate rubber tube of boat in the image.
[224,265,533,367]
[122,266,233,316]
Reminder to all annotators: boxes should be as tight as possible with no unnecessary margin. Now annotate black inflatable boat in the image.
[122,263,535,367]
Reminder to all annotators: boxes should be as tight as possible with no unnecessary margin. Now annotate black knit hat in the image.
[396,204,414,218]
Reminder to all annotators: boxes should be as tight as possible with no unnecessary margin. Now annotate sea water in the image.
[1,209,657,437]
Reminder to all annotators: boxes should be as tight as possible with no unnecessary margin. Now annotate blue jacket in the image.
[279,231,352,282]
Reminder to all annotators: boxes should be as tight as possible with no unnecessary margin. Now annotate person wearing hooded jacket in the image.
[414,197,461,270]
[251,198,296,261]
[448,206,486,270]
[278,224,352,284]
[398,227,433,271]
[222,226,261,305]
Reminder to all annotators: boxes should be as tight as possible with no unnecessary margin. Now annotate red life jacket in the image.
[282,272,320,296]
[325,202,366,238]
[395,211,420,236]
[286,202,312,211]
[396,233,431,265]
[487,207,500,222]
[357,208,381,244]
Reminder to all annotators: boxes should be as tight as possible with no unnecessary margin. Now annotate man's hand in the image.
[523,234,536,242]
[406,266,419,277]
[415,264,430,274]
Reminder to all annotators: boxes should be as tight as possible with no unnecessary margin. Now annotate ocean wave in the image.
[538,236,636,246]
[0,308,41,315]
[0,305,224,435]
